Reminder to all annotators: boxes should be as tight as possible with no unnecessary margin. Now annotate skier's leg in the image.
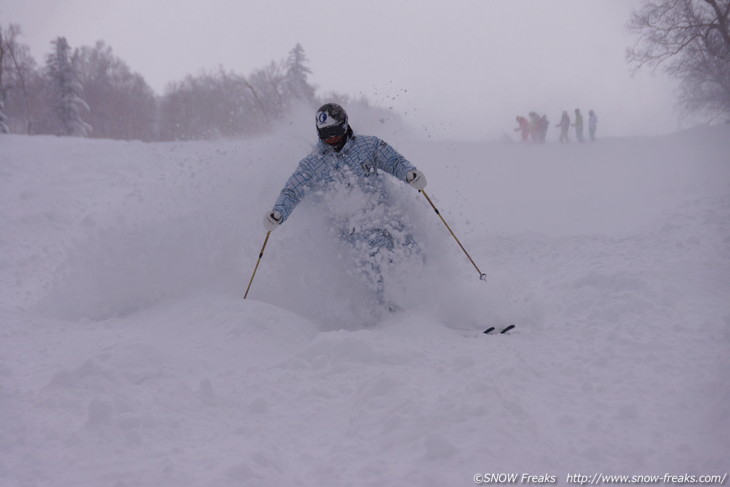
[339,227,392,304]
[363,228,395,304]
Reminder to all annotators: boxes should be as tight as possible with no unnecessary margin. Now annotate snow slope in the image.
[1,121,729,486]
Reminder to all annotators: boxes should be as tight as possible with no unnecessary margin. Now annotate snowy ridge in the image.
[1,125,729,486]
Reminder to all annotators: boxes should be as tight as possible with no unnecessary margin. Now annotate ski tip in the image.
[482,324,516,335]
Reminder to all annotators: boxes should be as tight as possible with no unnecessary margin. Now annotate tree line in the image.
[0,23,332,141]
[3,2,729,140]
[627,0,730,121]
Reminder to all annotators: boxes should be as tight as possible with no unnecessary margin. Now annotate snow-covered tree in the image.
[157,45,345,140]
[284,43,315,103]
[46,36,91,136]
[0,100,8,133]
[159,67,270,141]
[74,41,156,140]
[627,0,730,119]
[249,60,287,121]
[1,24,41,133]
[0,28,8,133]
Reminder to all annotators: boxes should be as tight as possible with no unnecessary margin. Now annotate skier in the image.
[515,116,530,142]
[556,111,570,143]
[538,114,549,143]
[588,109,598,142]
[262,103,427,308]
[573,108,584,143]
[528,112,541,143]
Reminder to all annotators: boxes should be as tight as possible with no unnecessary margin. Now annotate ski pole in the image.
[243,231,271,299]
[420,189,487,281]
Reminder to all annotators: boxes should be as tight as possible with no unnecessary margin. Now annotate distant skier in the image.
[573,109,584,143]
[538,114,549,143]
[528,112,541,143]
[556,111,570,143]
[515,116,530,142]
[588,109,598,142]
[262,103,427,308]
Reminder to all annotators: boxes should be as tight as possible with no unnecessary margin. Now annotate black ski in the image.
[483,324,516,335]
[452,324,517,338]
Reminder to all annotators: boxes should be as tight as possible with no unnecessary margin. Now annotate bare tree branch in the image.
[627,0,730,118]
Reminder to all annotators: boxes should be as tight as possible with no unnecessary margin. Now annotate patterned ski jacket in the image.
[589,112,598,130]
[271,132,417,223]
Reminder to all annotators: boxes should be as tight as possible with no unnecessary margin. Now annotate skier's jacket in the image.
[589,112,598,130]
[558,113,570,130]
[574,111,584,129]
[272,132,417,224]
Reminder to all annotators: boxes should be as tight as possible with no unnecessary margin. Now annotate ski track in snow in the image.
[1,124,729,486]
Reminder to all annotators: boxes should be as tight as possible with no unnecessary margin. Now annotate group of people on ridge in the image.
[515,112,549,143]
[516,109,598,143]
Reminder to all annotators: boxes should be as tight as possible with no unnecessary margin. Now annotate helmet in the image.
[315,103,349,140]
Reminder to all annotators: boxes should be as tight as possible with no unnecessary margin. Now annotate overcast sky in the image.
[2,0,684,140]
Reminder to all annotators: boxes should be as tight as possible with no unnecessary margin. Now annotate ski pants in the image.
[339,225,418,303]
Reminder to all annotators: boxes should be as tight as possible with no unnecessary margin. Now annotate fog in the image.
[1,0,683,140]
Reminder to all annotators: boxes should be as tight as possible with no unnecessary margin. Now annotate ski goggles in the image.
[318,122,348,140]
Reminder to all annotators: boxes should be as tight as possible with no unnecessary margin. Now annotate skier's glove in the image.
[406,169,427,190]
[263,211,282,232]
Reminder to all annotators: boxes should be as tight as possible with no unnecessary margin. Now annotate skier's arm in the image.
[269,160,315,224]
[372,138,417,181]
[371,138,427,190]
